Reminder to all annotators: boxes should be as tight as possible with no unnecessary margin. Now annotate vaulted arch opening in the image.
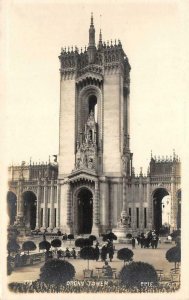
[153,188,169,234]
[22,191,37,230]
[77,188,93,234]
[7,191,17,225]
[88,95,97,121]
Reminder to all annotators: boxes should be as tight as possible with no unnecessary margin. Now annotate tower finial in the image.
[88,12,96,63]
[91,12,93,26]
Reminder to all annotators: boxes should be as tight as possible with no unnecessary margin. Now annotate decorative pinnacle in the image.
[91,12,93,26]
[99,29,102,42]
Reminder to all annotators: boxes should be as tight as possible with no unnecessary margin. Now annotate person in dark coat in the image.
[65,248,71,258]
[131,237,136,249]
[101,245,107,261]
[94,245,100,261]
[71,248,76,259]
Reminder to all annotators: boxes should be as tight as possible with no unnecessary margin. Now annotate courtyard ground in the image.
[8,237,176,283]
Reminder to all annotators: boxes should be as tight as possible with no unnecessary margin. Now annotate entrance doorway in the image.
[153,188,169,234]
[7,191,17,225]
[22,191,37,230]
[77,188,93,234]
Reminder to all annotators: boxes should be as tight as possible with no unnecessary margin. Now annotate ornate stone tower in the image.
[7,15,181,237]
[58,14,132,234]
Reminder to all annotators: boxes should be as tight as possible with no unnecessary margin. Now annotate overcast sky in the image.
[4,0,187,174]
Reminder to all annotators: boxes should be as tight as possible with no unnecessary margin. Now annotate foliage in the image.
[170,230,181,240]
[166,246,181,269]
[7,261,13,276]
[83,238,93,247]
[39,259,75,285]
[117,248,134,265]
[75,238,85,249]
[80,246,96,269]
[119,261,158,288]
[103,232,117,242]
[126,233,132,238]
[51,239,62,248]
[89,235,97,243]
[22,241,36,254]
[67,234,74,244]
[39,241,51,252]
[7,239,20,255]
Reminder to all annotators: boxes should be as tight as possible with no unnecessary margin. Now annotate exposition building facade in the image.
[7,15,181,236]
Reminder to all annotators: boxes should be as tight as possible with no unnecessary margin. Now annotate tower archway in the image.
[76,188,93,234]
[7,191,17,225]
[152,188,169,234]
[22,191,37,230]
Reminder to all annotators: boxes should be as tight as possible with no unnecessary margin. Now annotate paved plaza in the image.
[9,237,175,283]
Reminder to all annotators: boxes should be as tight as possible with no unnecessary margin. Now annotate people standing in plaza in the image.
[131,237,136,249]
[102,261,113,278]
[65,247,71,258]
[71,248,76,259]
[94,244,100,261]
[107,241,114,262]
[101,244,107,261]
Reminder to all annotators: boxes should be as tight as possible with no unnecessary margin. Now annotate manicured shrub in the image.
[119,261,158,288]
[39,241,51,252]
[51,239,62,249]
[39,259,75,285]
[117,248,134,265]
[166,246,181,270]
[22,241,36,255]
[7,239,20,255]
[80,246,96,269]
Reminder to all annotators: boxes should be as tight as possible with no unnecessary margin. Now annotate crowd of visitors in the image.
[136,231,159,249]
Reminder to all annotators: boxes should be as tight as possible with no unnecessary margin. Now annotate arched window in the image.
[88,95,97,121]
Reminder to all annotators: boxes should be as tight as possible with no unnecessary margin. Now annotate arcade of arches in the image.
[7,190,37,230]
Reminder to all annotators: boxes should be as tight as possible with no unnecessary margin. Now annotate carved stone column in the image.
[50,178,55,229]
[43,178,48,228]
[146,174,152,230]
[35,179,41,229]
[66,183,72,231]
[16,178,24,224]
[92,180,99,235]
[56,181,60,228]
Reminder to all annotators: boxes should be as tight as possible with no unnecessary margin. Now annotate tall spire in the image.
[91,12,94,26]
[88,12,96,63]
[89,12,95,47]
[98,14,103,48]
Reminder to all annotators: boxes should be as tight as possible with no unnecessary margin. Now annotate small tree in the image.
[7,239,20,256]
[126,233,132,239]
[39,259,75,285]
[117,248,134,266]
[39,241,51,252]
[75,238,85,249]
[67,234,74,245]
[89,235,97,244]
[119,261,158,288]
[103,232,117,242]
[166,246,181,270]
[51,239,62,251]
[83,238,93,247]
[22,241,36,255]
[171,230,181,241]
[80,246,96,270]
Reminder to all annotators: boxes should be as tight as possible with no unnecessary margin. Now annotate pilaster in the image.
[49,178,55,228]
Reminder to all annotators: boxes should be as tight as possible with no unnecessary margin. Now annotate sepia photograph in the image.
[1,0,189,299]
